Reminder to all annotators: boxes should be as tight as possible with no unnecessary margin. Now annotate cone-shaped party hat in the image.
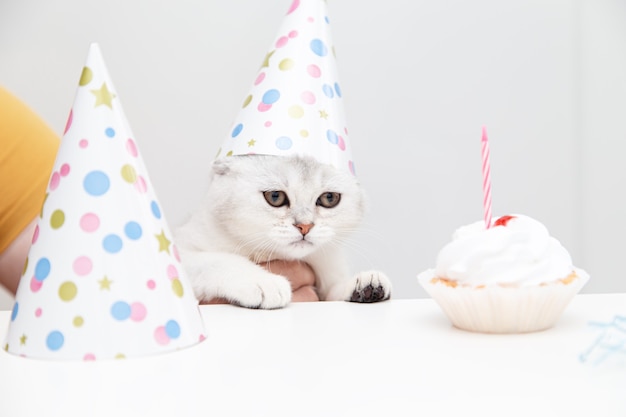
[218,0,355,175]
[4,43,206,360]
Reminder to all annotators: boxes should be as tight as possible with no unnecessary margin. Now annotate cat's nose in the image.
[294,223,314,236]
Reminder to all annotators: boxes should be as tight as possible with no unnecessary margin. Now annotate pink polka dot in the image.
[154,326,170,345]
[264,121,272,127]
[49,172,60,191]
[301,91,316,104]
[307,64,321,78]
[344,127,349,135]
[147,280,156,290]
[60,163,70,177]
[73,256,93,276]
[275,36,289,48]
[135,176,147,193]
[199,334,207,342]
[254,72,266,86]
[64,110,73,134]
[288,30,298,38]
[287,0,300,14]
[338,136,346,151]
[167,265,178,280]
[258,102,272,112]
[307,16,314,23]
[130,302,147,322]
[83,353,96,361]
[126,139,138,157]
[32,225,40,244]
[30,277,42,292]
[35,308,42,317]
[349,160,355,176]
[79,139,89,148]
[80,213,100,232]
[173,245,181,262]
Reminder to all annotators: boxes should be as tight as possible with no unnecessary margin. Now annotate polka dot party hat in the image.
[4,43,206,360]
[219,0,355,175]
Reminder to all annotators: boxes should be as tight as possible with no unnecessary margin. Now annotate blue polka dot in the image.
[322,84,334,98]
[111,301,131,321]
[10,302,18,321]
[262,89,280,105]
[231,123,243,138]
[46,331,64,351]
[275,136,293,150]
[124,221,142,240]
[34,258,51,281]
[334,83,342,98]
[165,320,181,339]
[151,201,161,219]
[103,235,123,253]
[310,39,328,57]
[84,171,110,196]
[325,16,330,24]
[326,130,339,145]
[105,127,115,138]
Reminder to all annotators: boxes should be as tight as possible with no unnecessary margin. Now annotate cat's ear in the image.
[212,158,232,176]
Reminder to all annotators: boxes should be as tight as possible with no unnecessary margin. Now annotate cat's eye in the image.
[317,192,341,208]
[263,190,289,207]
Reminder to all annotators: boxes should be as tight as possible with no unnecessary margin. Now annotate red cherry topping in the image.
[493,215,516,227]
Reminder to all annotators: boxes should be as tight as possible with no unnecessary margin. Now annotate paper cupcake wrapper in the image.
[417,268,590,334]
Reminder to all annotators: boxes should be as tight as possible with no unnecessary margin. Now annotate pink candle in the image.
[481,126,492,229]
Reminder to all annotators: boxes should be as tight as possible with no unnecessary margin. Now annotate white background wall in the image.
[1,0,625,310]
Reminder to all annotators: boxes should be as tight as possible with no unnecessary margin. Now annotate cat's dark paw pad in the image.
[350,284,388,303]
[347,270,391,303]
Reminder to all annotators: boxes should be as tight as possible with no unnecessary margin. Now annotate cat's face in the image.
[206,155,365,261]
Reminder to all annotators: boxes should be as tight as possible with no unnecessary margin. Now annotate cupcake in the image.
[417,214,589,333]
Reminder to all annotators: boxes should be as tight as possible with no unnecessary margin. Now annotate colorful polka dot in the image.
[232,123,243,138]
[338,135,346,151]
[322,84,334,98]
[84,353,96,361]
[326,129,339,145]
[301,91,316,104]
[10,302,18,321]
[130,302,147,322]
[147,279,156,290]
[50,210,65,229]
[124,221,142,240]
[151,201,161,219]
[35,308,42,317]
[73,256,93,276]
[64,110,73,134]
[334,82,342,97]
[242,95,252,108]
[167,265,178,279]
[300,130,309,138]
[126,139,138,157]
[254,72,266,86]
[80,213,100,232]
[262,89,280,105]
[103,235,123,253]
[276,36,289,48]
[134,176,147,193]
[154,326,169,345]
[258,102,272,112]
[79,139,89,148]
[171,279,184,298]
[288,105,304,118]
[121,164,137,184]
[165,320,181,339]
[288,30,298,38]
[276,136,293,150]
[32,226,39,244]
[84,171,110,196]
[46,331,64,351]
[279,59,294,71]
[34,258,51,281]
[111,301,131,321]
[307,64,321,78]
[59,281,78,302]
[30,277,43,292]
[310,39,328,57]
[105,127,115,138]
[50,172,61,191]
[79,66,93,86]
[73,316,84,327]
[287,0,300,14]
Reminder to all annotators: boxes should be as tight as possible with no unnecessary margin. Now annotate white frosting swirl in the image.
[434,214,574,286]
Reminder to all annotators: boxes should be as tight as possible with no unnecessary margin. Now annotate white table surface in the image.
[1,293,625,417]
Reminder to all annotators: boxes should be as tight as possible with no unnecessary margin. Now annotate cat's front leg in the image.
[305,250,392,303]
[179,249,292,309]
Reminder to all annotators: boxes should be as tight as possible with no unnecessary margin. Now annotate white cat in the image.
[174,154,391,309]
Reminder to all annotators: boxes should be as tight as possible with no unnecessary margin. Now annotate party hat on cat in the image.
[218,0,355,175]
[4,43,206,361]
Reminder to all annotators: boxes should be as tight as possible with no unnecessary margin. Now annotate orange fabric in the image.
[0,86,60,252]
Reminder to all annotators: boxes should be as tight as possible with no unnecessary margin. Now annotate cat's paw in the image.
[231,272,292,310]
[348,270,392,303]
